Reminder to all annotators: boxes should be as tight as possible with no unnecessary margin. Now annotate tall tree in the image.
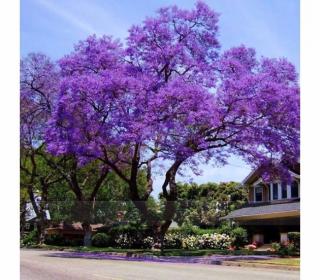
[173,182,247,228]
[20,53,62,243]
[20,53,112,245]
[45,1,300,246]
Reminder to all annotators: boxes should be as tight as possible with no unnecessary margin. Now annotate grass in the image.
[240,257,300,267]
[24,244,277,257]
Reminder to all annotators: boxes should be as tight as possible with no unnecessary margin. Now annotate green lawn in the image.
[243,258,300,267]
[27,244,276,257]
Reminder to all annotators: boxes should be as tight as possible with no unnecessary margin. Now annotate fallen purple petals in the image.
[46,251,275,265]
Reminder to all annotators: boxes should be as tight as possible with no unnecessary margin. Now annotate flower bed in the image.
[141,233,232,250]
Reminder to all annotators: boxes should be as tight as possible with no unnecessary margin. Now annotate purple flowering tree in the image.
[20,53,111,246]
[45,2,299,245]
[20,53,62,243]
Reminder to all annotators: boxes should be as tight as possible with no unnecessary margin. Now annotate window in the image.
[281,182,287,199]
[291,181,299,198]
[255,186,263,202]
[273,183,278,200]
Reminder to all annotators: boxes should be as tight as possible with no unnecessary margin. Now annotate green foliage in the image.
[181,233,232,250]
[21,230,38,246]
[44,234,65,246]
[216,222,234,235]
[44,234,82,246]
[92,233,111,247]
[271,242,298,256]
[169,225,216,236]
[271,242,281,252]
[278,243,296,256]
[108,223,151,248]
[173,182,247,228]
[288,232,300,250]
[270,233,300,256]
[230,227,248,249]
[163,233,183,249]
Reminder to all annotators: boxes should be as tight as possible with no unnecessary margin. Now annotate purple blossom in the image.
[40,1,299,232]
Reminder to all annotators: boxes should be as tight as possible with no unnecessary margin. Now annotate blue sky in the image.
[21,0,300,196]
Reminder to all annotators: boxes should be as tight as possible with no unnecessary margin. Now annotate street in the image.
[21,249,300,280]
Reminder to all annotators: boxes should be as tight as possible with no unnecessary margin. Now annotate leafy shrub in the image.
[216,223,233,236]
[142,236,154,249]
[92,233,110,247]
[199,233,232,249]
[182,235,199,249]
[169,225,215,236]
[271,242,297,256]
[44,234,65,246]
[271,242,281,252]
[192,227,216,235]
[288,232,300,250]
[44,234,83,246]
[21,230,38,246]
[115,233,136,248]
[286,242,296,255]
[181,233,232,250]
[109,224,149,248]
[65,239,83,246]
[164,233,183,249]
[230,227,248,249]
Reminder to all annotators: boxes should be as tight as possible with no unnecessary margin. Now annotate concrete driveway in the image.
[21,249,300,280]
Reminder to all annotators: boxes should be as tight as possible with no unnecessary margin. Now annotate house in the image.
[23,196,51,232]
[45,222,104,241]
[222,162,300,245]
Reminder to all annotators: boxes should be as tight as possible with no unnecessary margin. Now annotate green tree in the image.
[173,182,247,228]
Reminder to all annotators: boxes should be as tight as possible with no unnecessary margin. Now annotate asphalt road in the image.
[21,249,300,280]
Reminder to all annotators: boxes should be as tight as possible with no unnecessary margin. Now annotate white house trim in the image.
[287,183,292,199]
[289,170,300,179]
[278,183,282,200]
[252,178,263,186]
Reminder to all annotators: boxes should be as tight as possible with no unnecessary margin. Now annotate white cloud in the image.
[34,0,129,39]
[34,0,96,34]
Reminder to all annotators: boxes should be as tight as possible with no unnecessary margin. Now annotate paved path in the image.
[21,249,300,280]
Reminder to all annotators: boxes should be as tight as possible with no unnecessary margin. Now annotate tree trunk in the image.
[82,222,92,247]
[36,220,46,245]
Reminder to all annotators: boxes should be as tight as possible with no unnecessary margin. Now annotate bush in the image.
[216,223,233,235]
[44,234,65,246]
[198,233,232,250]
[288,232,300,250]
[271,242,281,252]
[92,233,110,247]
[142,236,154,249]
[181,233,232,250]
[182,235,199,250]
[21,230,38,246]
[230,227,248,249]
[109,224,149,248]
[44,234,83,246]
[164,233,183,249]
[169,225,216,236]
[114,233,137,248]
[271,242,297,256]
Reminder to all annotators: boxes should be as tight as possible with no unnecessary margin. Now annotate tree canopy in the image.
[21,1,300,241]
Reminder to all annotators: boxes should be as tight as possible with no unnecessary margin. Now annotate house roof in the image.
[221,201,300,220]
[241,161,300,186]
[46,222,104,232]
